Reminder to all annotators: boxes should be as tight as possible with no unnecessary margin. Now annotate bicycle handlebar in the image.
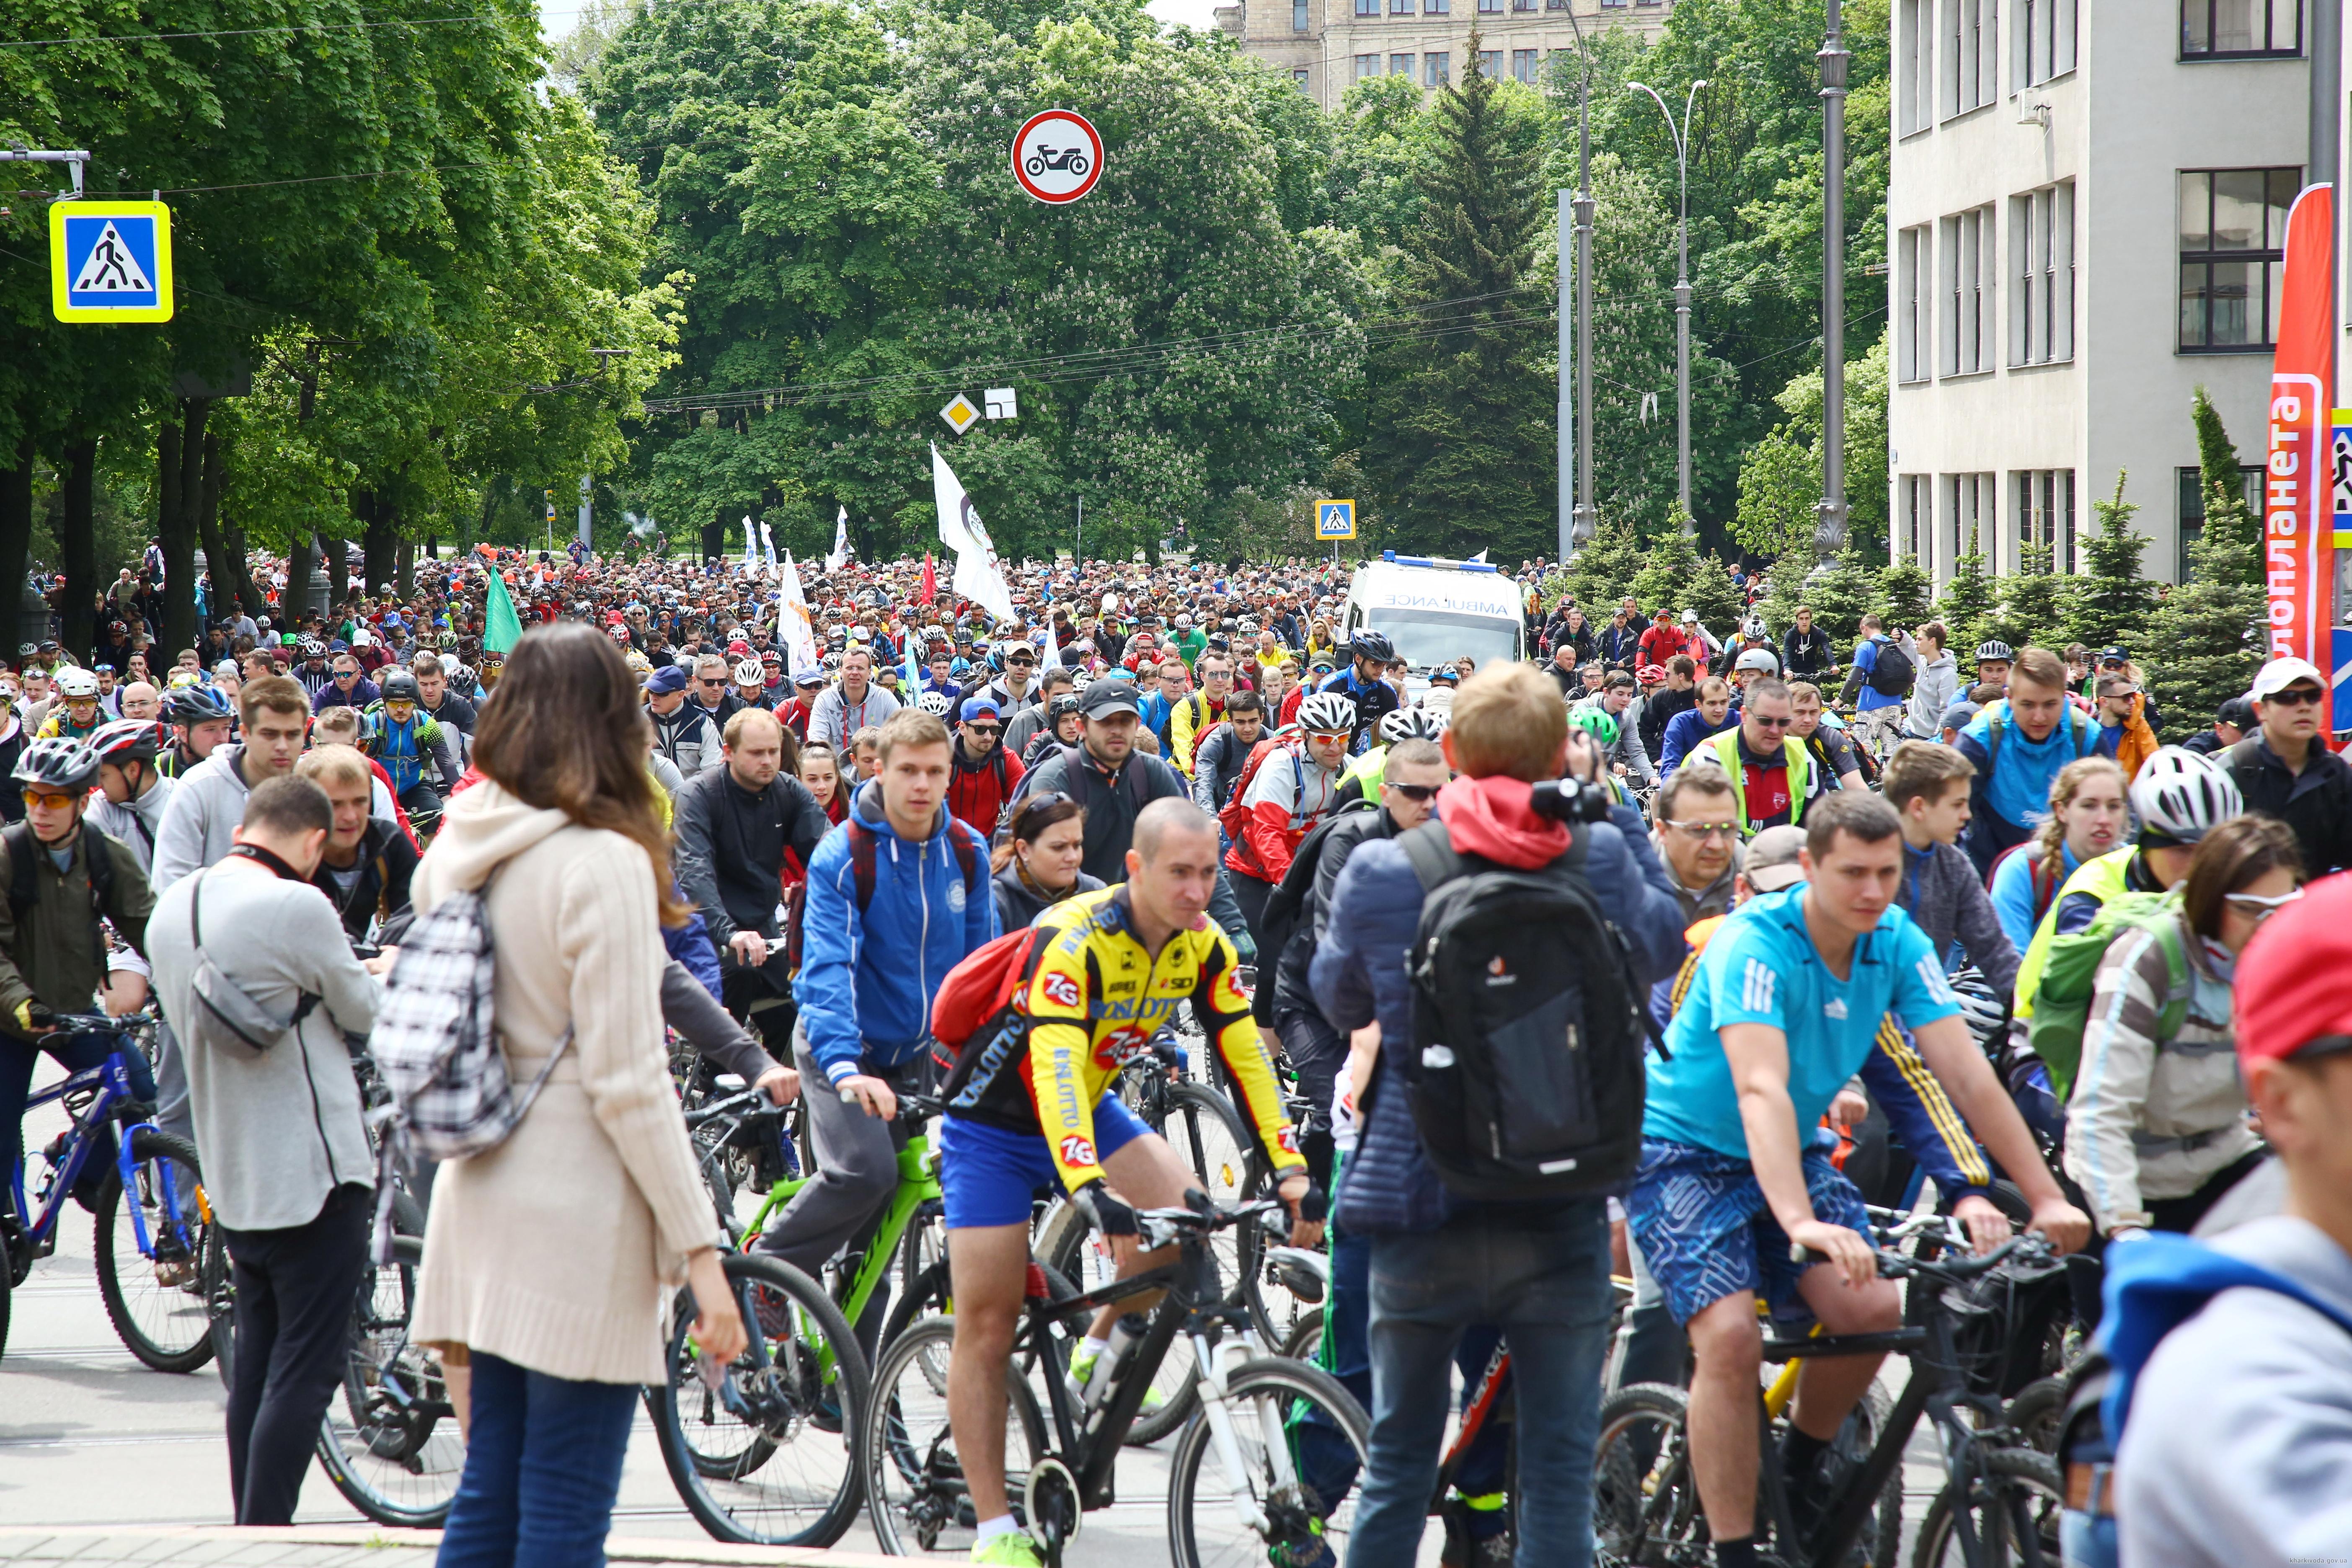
[1788,1231,2052,1281]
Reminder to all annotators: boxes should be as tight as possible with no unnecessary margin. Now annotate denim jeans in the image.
[435,1352,638,1568]
[1343,1200,1614,1568]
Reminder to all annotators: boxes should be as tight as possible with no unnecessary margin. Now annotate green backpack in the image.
[2024,889,2189,1100]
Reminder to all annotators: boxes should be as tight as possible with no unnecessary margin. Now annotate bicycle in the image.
[861,1192,1370,1568]
[3,1011,217,1372]
[1592,1213,2066,1568]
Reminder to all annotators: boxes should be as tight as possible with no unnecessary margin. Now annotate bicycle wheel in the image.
[1168,1355,1370,1568]
[1036,1199,1200,1444]
[863,1314,1049,1557]
[204,1215,235,1390]
[1911,1446,2064,1568]
[1280,1309,1323,1362]
[1590,1381,1704,1563]
[92,1128,214,1372]
[2001,1376,2066,1456]
[651,1251,868,1547]
[317,1237,465,1527]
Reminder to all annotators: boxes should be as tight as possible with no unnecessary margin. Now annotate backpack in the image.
[1216,736,1287,842]
[1990,840,2064,925]
[928,925,1047,1060]
[783,815,983,975]
[2054,1229,2352,1568]
[2022,889,2188,1100]
[1391,818,1651,1201]
[1253,802,1380,1025]
[1865,637,1914,697]
[182,868,320,1061]
[5,819,116,966]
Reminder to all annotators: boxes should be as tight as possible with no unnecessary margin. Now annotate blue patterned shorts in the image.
[1626,1137,1873,1326]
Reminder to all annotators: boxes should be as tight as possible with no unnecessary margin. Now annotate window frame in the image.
[2178,165,2300,354]
[1424,50,1450,85]
[2181,0,2302,59]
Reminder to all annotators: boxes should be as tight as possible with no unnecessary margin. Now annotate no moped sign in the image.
[1011,110,1104,205]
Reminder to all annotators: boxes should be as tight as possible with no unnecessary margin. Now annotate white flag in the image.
[744,515,759,570]
[1467,548,1489,564]
[759,520,778,572]
[931,444,1016,624]
[826,506,852,571]
[776,552,822,677]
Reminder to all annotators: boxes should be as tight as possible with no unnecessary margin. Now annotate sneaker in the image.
[1065,1347,1165,1414]
[969,1534,1044,1567]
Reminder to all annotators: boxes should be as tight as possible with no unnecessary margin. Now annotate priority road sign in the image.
[1316,499,1357,540]
[51,200,173,323]
[941,393,981,434]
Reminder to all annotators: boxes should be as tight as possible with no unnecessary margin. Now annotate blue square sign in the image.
[51,201,174,323]
[1316,499,1356,539]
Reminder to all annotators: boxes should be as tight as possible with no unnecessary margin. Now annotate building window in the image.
[2011,181,2075,365]
[1478,0,1501,13]
[1938,205,1994,376]
[1897,224,1931,382]
[1601,0,1626,8]
[1391,50,1414,73]
[1637,0,1661,8]
[1512,47,1539,81]
[1547,0,1571,9]
[1513,0,1535,10]
[2180,167,2298,351]
[1942,0,1997,118]
[1294,67,1313,88]
[2182,0,2300,57]
[1898,0,1934,134]
[2014,0,2078,85]
[1900,475,1931,563]
[1478,48,1502,74]
[1357,0,1378,15]
[1356,52,1381,77]
[1424,51,1450,85]
[2177,463,2264,578]
[1424,0,1448,13]
[1946,473,1995,561]
[1294,0,1310,28]
[2014,470,2076,572]
[1392,0,1412,15]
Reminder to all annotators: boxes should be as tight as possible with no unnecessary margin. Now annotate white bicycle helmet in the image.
[917,691,954,718]
[1733,646,1780,675]
[1378,706,1445,744]
[54,666,100,700]
[734,658,765,686]
[2129,746,2242,843]
[1296,691,1357,735]
[1975,640,2014,662]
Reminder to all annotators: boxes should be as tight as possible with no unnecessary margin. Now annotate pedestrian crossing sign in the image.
[1316,499,1356,539]
[50,201,174,323]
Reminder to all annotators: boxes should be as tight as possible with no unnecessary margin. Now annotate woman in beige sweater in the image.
[411,623,745,1567]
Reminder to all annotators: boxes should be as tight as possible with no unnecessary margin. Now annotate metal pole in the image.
[1628,81,1707,527]
[1563,12,1597,554]
[1813,0,1850,562]
[577,474,592,555]
[0,148,89,198]
[1558,188,1573,564]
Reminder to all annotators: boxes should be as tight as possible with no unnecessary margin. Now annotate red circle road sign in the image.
[1011,110,1104,205]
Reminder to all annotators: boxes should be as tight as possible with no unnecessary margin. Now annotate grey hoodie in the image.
[1905,650,1960,740]
[2117,1215,2352,1567]
[150,742,256,894]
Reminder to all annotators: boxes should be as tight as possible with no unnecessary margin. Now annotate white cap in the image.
[2251,656,2327,701]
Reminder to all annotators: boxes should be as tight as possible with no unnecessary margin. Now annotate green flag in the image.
[483,568,525,655]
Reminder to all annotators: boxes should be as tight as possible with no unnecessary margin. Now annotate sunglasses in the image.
[1748,714,1793,730]
[21,788,78,810]
[2264,687,2324,707]
[2225,887,2303,926]
[965,724,1003,739]
[1664,820,1739,842]
[1388,782,1441,803]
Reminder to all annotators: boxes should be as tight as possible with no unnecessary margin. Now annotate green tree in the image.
[2069,473,2162,654]
[1995,542,2077,652]
[1933,552,1998,661]
[1362,48,1555,560]
[1626,526,1705,632]
[1791,547,1879,648]
[1563,513,1645,613]
[2147,470,2264,724]
[1879,557,1931,631]
[1732,330,1891,561]
[2189,385,2257,585]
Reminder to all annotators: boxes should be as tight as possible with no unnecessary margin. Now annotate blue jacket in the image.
[664,906,724,1000]
[1955,699,2100,878]
[797,781,998,1085]
[1660,705,1738,774]
[1310,800,1686,1233]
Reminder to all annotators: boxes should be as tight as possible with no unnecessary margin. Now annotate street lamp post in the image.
[1813,0,1851,563]
[1560,9,1598,558]
[1627,77,1708,529]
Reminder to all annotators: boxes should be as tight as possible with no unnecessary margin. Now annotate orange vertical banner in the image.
[2265,183,2334,736]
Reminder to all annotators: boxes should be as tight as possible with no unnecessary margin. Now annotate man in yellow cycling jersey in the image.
[938,797,1321,1568]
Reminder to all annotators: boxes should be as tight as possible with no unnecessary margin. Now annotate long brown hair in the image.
[471,622,689,926]
[2180,815,2301,941]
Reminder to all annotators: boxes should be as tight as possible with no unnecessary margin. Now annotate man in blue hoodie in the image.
[1312,664,1688,1568]
[1954,646,2099,878]
[756,705,996,1334]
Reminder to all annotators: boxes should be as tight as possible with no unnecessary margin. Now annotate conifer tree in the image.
[1564,514,1645,615]
[2069,473,2162,654]
[1933,552,1999,661]
[1879,558,1932,633]
[1996,541,2077,652]
[2148,476,2265,725]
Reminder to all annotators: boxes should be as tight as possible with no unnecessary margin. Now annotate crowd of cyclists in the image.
[2,536,2348,1568]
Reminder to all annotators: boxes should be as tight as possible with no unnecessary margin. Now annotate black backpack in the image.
[1393,819,1650,1201]
[1866,638,1915,697]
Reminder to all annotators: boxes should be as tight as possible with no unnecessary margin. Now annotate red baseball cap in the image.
[2233,871,2352,1065]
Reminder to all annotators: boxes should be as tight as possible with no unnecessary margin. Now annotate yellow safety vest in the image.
[1699,726,1812,835]
[2011,845,2137,1022]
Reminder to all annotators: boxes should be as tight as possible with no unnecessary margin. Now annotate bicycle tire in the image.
[1036,1199,1201,1444]
[316,1236,465,1527]
[1910,1446,2064,1568]
[1152,1080,1310,1352]
[651,1251,869,1548]
[2001,1375,2066,1456]
[1590,1381,1703,1563]
[862,1313,1049,1557]
[1280,1308,1323,1362]
[92,1129,214,1372]
[1167,1355,1370,1568]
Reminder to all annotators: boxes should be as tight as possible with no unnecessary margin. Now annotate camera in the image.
[1527,776,1615,824]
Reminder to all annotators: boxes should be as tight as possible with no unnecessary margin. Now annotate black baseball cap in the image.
[1079,681,1143,719]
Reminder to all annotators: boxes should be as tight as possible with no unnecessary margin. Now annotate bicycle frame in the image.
[741,1128,941,1332]
[10,1049,187,1258]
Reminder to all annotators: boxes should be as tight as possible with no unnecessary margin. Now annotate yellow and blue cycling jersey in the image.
[939,882,1305,1196]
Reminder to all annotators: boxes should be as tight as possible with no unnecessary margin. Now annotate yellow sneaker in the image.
[969,1532,1044,1567]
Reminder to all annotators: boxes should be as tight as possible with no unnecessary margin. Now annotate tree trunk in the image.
[217,507,262,625]
[193,429,234,630]
[59,437,97,661]
[154,399,206,657]
[355,488,400,600]
[324,527,349,605]
[395,535,414,598]
[0,433,35,654]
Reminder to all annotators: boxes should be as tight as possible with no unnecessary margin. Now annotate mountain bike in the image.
[861,1193,1370,1568]
[3,1012,216,1372]
[1592,1214,2066,1568]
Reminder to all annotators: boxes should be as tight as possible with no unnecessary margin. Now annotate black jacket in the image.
[674,766,834,944]
[1016,744,1188,885]
[2226,733,2352,877]
[1781,624,1836,679]
[1641,684,1698,762]
[307,817,419,944]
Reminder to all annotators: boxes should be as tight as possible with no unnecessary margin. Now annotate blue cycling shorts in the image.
[1626,1137,1873,1327]
[938,1099,1154,1230]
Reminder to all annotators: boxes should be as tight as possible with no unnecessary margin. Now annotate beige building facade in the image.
[1215,0,1671,113]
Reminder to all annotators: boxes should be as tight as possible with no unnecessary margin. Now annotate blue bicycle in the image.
[2,1012,218,1372]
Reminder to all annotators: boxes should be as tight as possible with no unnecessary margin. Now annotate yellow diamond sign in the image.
[940,393,981,435]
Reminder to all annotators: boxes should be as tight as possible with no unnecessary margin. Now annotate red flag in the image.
[2264,184,2334,733]
[920,553,937,604]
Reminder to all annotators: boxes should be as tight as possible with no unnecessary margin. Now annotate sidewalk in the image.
[0,1526,904,1568]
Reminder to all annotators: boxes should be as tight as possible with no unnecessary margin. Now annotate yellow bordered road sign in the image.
[52,201,173,323]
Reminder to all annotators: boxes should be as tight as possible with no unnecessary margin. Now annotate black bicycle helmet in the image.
[90,718,168,765]
[378,668,421,704]
[13,736,101,792]
[165,684,233,727]
[1348,629,1396,664]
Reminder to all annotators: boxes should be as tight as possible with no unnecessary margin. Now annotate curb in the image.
[0,1526,904,1566]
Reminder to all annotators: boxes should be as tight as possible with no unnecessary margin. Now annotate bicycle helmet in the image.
[1636,663,1668,687]
[1377,707,1421,744]
[166,684,234,726]
[1047,694,1084,723]
[54,667,100,700]
[1974,641,2013,662]
[378,668,421,705]
[1347,630,1396,665]
[165,669,202,690]
[734,658,765,686]
[1296,691,1357,735]
[917,691,954,718]
[300,638,327,659]
[89,718,168,765]
[2129,746,2242,844]
[1567,707,1621,748]
[1733,646,1780,676]
[1946,966,2009,1049]
[13,736,100,792]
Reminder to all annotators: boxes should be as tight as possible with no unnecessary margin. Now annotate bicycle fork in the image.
[1192,1330,1279,1535]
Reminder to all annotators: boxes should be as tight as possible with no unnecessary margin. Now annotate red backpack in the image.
[1216,736,1288,841]
[929,926,1047,1060]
